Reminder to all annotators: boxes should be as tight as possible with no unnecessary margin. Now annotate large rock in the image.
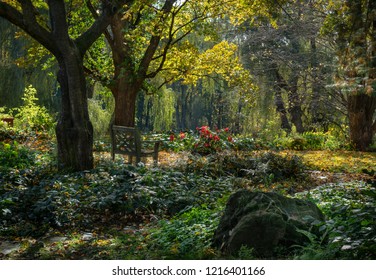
[212,190,325,257]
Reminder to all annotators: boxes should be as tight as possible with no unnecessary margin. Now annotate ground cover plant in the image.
[0,127,375,260]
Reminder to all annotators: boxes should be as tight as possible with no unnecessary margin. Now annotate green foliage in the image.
[178,151,306,185]
[0,141,35,171]
[0,159,234,238]
[13,85,55,132]
[273,131,345,151]
[294,182,376,259]
[148,205,223,259]
[163,131,196,152]
[0,106,11,120]
[149,86,176,132]
[88,98,112,139]
[232,137,263,151]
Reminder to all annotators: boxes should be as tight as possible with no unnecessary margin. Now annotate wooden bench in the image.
[111,125,160,164]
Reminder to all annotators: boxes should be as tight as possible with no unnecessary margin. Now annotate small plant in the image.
[273,131,345,151]
[294,182,376,259]
[147,205,222,259]
[164,131,196,152]
[0,141,35,171]
[14,85,55,132]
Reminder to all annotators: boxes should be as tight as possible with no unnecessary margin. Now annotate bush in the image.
[192,126,234,155]
[273,131,344,151]
[14,85,55,133]
[163,131,196,152]
[0,141,35,171]
[294,182,376,259]
[164,127,235,154]
[147,205,223,259]
[177,151,306,185]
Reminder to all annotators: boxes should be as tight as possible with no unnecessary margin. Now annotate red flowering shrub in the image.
[192,126,234,155]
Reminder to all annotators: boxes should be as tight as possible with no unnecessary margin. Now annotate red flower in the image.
[213,135,220,141]
[179,132,186,139]
[228,136,233,142]
[169,134,175,142]
[224,127,229,132]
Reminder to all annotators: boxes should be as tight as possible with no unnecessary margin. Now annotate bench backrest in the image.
[111,125,141,156]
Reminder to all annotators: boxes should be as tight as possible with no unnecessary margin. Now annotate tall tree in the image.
[84,0,273,128]
[0,0,128,170]
[324,0,376,150]
[240,0,337,134]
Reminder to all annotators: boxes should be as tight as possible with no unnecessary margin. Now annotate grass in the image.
[284,150,376,173]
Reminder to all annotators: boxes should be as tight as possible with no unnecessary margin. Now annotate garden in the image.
[0,0,376,262]
[0,111,375,259]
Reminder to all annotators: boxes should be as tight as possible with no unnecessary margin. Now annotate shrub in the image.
[147,205,223,259]
[14,85,55,132]
[165,127,235,154]
[163,131,196,152]
[294,182,376,259]
[0,141,35,171]
[273,131,344,151]
[192,126,234,155]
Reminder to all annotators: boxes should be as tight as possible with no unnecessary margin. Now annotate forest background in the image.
[0,0,375,152]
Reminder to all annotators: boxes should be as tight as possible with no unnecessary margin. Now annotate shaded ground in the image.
[1,148,375,259]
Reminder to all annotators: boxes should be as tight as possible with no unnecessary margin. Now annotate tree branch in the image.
[137,0,176,79]
[76,0,133,55]
[0,1,56,54]
[47,0,70,42]
[86,0,114,48]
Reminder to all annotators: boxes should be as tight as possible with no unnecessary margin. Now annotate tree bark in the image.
[288,73,305,133]
[338,0,376,150]
[55,52,94,170]
[348,94,376,151]
[273,67,291,133]
[113,82,140,127]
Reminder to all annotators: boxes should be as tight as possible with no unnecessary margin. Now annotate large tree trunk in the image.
[309,37,324,127]
[275,89,291,133]
[55,50,93,170]
[288,73,305,133]
[272,67,292,133]
[112,75,142,127]
[348,93,376,151]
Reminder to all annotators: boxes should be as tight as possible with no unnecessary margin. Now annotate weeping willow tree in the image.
[0,18,56,111]
[150,87,176,132]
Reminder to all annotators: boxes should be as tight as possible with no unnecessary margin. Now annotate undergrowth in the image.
[0,131,375,260]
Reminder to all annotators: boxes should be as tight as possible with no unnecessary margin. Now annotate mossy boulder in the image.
[212,190,325,257]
